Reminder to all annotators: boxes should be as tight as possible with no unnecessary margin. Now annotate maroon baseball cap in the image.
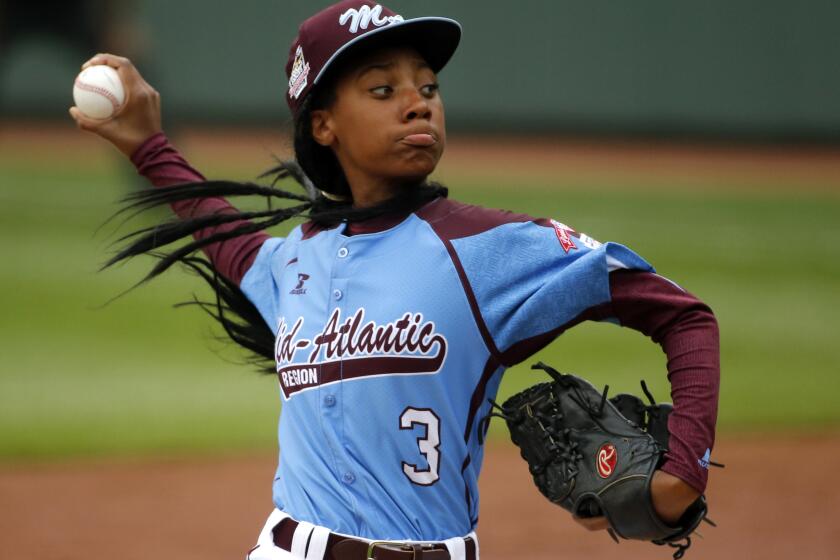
[285,1,461,115]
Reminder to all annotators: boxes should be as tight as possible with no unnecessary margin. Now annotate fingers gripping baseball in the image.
[69,53,163,157]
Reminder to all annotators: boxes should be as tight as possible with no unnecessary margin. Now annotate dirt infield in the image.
[2,434,838,560]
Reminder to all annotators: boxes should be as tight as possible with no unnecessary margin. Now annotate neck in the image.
[352,187,400,208]
[309,182,448,229]
[343,166,428,208]
[348,178,403,208]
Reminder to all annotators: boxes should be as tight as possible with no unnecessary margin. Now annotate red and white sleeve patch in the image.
[550,220,578,253]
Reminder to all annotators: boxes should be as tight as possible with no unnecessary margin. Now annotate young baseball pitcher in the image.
[69,2,720,559]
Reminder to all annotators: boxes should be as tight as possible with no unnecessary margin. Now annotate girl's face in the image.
[311,46,446,202]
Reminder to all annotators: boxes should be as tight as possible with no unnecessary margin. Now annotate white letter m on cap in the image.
[339,4,404,34]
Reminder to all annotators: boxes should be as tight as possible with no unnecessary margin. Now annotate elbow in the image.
[696,302,719,340]
[675,297,718,338]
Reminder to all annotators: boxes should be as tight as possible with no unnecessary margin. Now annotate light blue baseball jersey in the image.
[239,197,653,541]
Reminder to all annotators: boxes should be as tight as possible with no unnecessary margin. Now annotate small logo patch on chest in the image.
[290,273,310,295]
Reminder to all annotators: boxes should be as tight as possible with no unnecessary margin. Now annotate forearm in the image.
[608,270,720,494]
[131,131,211,214]
[658,313,719,493]
[130,132,270,284]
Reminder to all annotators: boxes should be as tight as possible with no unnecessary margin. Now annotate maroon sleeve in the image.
[129,132,270,285]
[608,270,720,494]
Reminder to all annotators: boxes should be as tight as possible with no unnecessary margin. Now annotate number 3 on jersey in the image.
[399,407,440,486]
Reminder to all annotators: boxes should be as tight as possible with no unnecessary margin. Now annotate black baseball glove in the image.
[480,362,721,559]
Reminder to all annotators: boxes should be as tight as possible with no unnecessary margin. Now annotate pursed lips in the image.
[400,131,438,147]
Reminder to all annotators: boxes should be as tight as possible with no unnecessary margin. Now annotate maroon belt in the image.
[272,518,477,560]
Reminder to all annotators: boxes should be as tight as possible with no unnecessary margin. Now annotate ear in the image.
[310,109,336,147]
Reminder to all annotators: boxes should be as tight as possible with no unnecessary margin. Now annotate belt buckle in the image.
[366,540,419,560]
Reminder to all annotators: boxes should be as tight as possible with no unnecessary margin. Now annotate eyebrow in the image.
[356,58,432,79]
[357,61,395,77]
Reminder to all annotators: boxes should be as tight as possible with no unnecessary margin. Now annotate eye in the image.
[421,83,440,97]
[370,85,393,97]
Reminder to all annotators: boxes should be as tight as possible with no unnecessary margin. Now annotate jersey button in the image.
[333,289,343,301]
[342,472,355,485]
[338,247,349,258]
[323,394,336,407]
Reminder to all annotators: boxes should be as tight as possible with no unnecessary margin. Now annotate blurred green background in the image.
[1,0,839,462]
[1,142,838,460]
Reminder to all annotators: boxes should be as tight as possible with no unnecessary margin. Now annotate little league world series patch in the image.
[288,46,310,100]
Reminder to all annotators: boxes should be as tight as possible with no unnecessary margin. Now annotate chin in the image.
[399,154,441,181]
[399,167,437,185]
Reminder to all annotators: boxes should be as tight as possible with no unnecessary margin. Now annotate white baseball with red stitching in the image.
[73,65,125,119]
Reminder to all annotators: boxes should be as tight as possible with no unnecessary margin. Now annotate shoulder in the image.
[245,226,304,275]
[415,197,543,241]
[300,220,340,241]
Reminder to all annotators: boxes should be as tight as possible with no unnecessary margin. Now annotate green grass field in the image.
[1,145,839,460]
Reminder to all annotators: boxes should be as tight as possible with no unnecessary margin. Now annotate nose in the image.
[402,88,432,122]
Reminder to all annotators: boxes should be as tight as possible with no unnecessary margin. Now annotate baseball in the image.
[73,65,125,119]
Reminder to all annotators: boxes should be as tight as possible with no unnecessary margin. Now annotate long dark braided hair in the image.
[105,66,448,373]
